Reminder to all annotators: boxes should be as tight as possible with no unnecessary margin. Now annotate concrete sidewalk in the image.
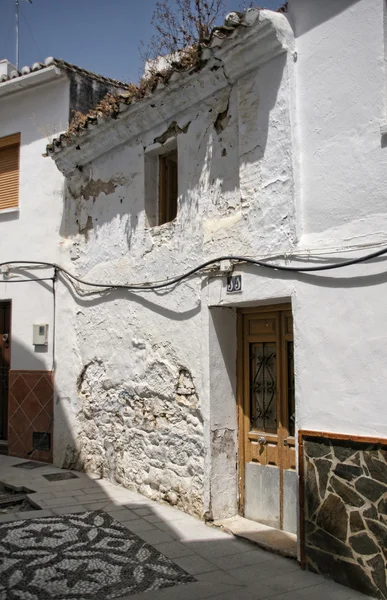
[0,455,374,600]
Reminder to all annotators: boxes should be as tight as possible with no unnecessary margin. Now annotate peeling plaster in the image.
[212,428,235,460]
[79,215,93,239]
[66,173,128,236]
[203,211,243,244]
[71,356,204,516]
[67,174,126,203]
[54,22,297,522]
[34,2,387,554]
[80,178,120,201]
[214,101,230,134]
[154,120,191,145]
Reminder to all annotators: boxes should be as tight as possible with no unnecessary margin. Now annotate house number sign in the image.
[227,274,242,294]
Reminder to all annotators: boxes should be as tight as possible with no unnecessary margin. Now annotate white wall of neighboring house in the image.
[0,74,69,369]
[287,0,387,438]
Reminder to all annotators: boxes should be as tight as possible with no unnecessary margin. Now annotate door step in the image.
[0,441,8,456]
[213,516,297,559]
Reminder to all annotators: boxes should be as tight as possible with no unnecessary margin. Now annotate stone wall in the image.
[65,355,204,517]
[302,433,387,599]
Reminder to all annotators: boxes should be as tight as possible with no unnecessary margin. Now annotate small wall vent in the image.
[32,432,51,451]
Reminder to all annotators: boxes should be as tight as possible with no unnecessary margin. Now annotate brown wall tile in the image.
[8,370,53,463]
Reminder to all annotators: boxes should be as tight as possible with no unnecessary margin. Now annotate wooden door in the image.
[0,302,10,440]
[238,305,296,531]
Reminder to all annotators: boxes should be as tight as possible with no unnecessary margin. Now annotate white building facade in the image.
[0,58,125,462]
[41,0,387,597]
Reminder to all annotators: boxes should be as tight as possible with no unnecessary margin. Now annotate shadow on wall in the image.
[6,333,84,478]
[60,275,201,322]
[288,0,362,37]
[7,334,84,476]
[0,212,20,225]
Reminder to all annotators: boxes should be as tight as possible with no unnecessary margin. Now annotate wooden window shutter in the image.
[158,149,178,225]
[159,155,167,225]
[167,157,178,222]
[0,133,20,211]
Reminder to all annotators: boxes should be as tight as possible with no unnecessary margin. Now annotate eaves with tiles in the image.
[0,56,128,90]
[0,56,131,125]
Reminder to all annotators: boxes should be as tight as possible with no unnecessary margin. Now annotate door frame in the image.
[237,303,293,525]
[0,300,11,441]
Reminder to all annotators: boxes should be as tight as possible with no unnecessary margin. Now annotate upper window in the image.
[144,142,179,227]
[0,133,20,211]
[158,148,178,225]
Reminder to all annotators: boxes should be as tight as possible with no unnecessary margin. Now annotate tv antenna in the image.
[15,0,33,70]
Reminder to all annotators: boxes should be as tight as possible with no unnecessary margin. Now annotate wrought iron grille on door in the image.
[250,342,278,433]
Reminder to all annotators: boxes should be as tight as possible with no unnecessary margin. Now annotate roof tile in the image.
[0,56,128,88]
[46,5,288,158]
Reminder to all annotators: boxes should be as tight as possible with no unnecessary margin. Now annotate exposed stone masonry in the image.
[303,435,387,599]
[65,358,204,517]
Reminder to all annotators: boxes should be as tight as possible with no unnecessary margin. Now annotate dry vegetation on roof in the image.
[63,0,218,140]
[47,1,289,152]
[142,0,225,63]
[67,93,121,137]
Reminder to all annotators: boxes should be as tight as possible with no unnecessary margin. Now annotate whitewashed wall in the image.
[0,78,68,370]
[53,0,387,524]
[287,0,387,440]
[53,11,297,519]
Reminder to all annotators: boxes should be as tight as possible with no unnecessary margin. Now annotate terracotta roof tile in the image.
[0,56,128,88]
[46,6,287,158]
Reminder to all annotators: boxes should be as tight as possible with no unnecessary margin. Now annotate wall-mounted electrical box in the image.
[33,324,48,346]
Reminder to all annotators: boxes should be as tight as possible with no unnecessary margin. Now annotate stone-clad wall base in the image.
[301,433,387,599]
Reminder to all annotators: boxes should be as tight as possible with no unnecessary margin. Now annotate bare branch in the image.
[141,0,226,64]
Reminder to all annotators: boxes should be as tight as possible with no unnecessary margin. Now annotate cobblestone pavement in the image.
[0,455,375,600]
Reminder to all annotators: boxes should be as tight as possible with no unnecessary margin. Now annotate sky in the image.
[0,0,282,83]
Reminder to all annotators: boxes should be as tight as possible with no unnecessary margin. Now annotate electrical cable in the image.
[0,243,387,292]
[19,4,44,64]
[7,245,387,455]
[3,15,15,63]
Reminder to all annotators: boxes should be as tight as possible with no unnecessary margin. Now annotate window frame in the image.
[144,138,179,228]
[158,148,178,226]
[0,133,21,213]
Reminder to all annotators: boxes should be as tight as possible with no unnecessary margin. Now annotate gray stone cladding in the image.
[303,435,387,599]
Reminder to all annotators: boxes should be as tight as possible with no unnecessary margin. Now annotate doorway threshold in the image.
[213,515,297,559]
